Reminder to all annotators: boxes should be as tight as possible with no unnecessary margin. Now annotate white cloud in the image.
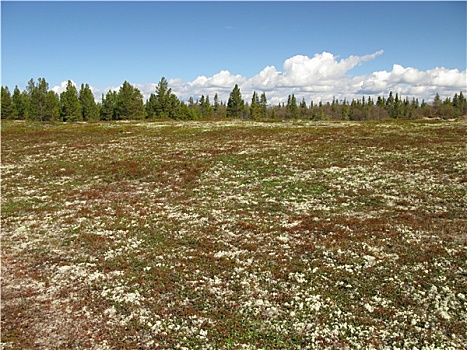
[360,64,467,100]
[52,51,466,105]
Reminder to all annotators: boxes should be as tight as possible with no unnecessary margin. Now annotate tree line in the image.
[2,77,466,121]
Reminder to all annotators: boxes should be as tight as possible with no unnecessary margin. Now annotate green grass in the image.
[2,119,467,349]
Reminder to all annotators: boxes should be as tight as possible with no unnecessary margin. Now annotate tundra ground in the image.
[1,120,466,349]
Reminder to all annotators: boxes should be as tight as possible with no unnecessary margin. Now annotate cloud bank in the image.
[53,50,466,105]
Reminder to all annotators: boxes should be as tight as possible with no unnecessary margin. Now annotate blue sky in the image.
[2,1,466,103]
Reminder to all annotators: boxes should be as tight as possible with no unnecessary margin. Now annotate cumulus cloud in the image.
[52,50,466,105]
[168,49,465,104]
[360,64,466,99]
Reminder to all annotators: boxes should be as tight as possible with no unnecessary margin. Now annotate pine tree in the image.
[149,77,180,119]
[60,80,82,122]
[79,83,99,121]
[116,81,145,120]
[391,93,401,118]
[44,91,61,121]
[250,91,261,120]
[299,97,308,118]
[433,93,442,117]
[259,92,268,119]
[341,99,350,120]
[146,93,158,119]
[199,95,213,118]
[386,91,394,108]
[12,86,29,120]
[213,93,220,111]
[286,94,298,118]
[227,84,244,118]
[1,86,15,119]
[100,91,118,121]
[458,91,466,115]
[29,78,49,120]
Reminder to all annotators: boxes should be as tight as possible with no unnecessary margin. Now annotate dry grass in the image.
[1,119,466,349]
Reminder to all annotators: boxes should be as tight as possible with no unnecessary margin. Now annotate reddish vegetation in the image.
[2,120,466,348]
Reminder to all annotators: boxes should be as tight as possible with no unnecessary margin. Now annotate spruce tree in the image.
[60,80,82,122]
[227,84,244,118]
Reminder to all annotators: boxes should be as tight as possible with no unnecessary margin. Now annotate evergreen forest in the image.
[2,77,466,121]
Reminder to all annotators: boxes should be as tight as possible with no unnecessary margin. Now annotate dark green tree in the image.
[146,77,180,119]
[250,91,261,120]
[259,92,268,119]
[116,81,145,120]
[79,84,99,121]
[341,99,350,120]
[458,91,467,115]
[60,80,82,122]
[29,78,49,120]
[145,93,158,119]
[299,97,308,118]
[44,91,61,121]
[1,86,15,119]
[433,93,442,117]
[286,94,298,118]
[227,84,244,118]
[100,91,118,121]
[213,93,220,111]
[158,77,178,119]
[12,86,29,120]
[199,95,213,118]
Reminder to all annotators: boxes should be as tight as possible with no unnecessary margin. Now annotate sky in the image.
[1,1,466,105]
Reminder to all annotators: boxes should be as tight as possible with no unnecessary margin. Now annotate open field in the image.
[1,119,466,349]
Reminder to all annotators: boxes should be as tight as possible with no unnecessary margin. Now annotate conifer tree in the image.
[145,93,158,119]
[214,93,220,111]
[286,94,298,118]
[1,86,14,119]
[433,93,442,117]
[227,84,244,118]
[79,83,99,121]
[259,92,268,119]
[199,95,213,118]
[29,78,49,121]
[116,81,145,120]
[12,86,29,120]
[100,91,118,120]
[149,77,180,119]
[299,97,308,118]
[60,80,82,122]
[250,91,261,120]
[44,91,61,121]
